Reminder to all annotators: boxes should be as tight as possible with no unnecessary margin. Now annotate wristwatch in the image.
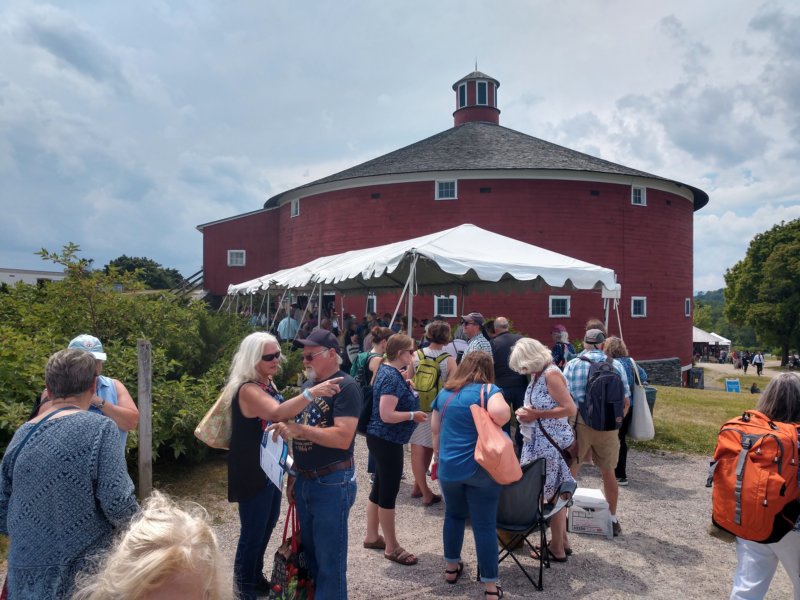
[95,398,106,410]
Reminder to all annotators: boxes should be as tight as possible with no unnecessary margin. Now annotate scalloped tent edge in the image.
[227,224,618,297]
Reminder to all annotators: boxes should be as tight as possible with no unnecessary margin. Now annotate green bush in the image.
[0,245,252,462]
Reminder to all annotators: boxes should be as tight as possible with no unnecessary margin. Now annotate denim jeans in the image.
[439,467,502,582]
[234,482,283,600]
[294,467,357,600]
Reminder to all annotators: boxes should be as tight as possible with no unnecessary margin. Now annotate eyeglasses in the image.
[302,349,328,362]
[406,349,416,356]
[261,351,282,362]
[461,320,476,326]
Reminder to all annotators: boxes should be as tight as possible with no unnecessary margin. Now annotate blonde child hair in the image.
[72,491,232,599]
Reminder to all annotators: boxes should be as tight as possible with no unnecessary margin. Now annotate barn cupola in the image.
[452,70,500,127]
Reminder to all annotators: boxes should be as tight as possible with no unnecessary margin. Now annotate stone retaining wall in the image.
[638,357,682,387]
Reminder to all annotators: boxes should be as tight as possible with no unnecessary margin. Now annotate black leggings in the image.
[366,434,404,509]
[615,407,633,479]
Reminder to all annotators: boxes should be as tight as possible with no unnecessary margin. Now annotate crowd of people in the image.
[5,311,800,599]
[230,311,648,599]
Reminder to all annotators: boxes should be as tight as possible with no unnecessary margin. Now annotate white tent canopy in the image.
[693,326,731,347]
[227,224,618,296]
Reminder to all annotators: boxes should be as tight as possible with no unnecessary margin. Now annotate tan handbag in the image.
[194,394,232,450]
[470,385,523,485]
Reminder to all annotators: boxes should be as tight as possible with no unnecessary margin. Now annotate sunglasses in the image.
[261,351,282,362]
[302,349,328,361]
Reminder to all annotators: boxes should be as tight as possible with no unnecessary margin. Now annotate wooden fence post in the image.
[137,339,153,500]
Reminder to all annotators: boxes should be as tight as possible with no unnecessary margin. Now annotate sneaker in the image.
[616,477,628,486]
[612,520,622,537]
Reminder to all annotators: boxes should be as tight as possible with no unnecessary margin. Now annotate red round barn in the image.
[198,71,708,381]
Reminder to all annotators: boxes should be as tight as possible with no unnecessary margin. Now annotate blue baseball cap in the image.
[68,334,107,361]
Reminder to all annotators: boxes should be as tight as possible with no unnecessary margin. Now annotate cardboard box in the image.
[568,487,613,539]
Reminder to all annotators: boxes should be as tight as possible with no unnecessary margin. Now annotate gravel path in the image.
[210,438,792,599]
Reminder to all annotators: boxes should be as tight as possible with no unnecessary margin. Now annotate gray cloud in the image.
[13,4,128,93]
[659,14,712,77]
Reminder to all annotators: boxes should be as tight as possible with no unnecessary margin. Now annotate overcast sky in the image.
[1,1,798,292]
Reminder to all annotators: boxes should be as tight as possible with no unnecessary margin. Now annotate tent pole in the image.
[293,283,317,340]
[390,262,415,328]
[270,289,288,331]
[615,298,624,341]
[266,291,271,329]
[604,298,609,332]
[319,286,323,326]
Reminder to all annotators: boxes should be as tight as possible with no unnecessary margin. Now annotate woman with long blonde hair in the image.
[222,332,342,599]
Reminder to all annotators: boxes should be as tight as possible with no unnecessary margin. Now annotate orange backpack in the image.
[707,410,800,543]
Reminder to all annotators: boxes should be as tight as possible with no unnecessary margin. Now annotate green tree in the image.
[0,244,276,461]
[104,255,184,289]
[724,219,800,364]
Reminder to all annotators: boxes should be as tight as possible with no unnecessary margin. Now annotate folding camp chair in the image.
[490,458,576,591]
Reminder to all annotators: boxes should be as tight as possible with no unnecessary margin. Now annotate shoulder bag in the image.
[195,380,270,450]
[470,384,522,485]
[532,369,579,462]
[627,358,655,441]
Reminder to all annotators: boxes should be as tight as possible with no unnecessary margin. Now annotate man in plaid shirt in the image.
[563,328,630,536]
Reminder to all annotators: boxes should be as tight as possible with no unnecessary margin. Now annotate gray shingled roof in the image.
[452,71,500,89]
[265,122,709,210]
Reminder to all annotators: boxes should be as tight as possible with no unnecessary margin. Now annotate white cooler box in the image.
[567,487,613,539]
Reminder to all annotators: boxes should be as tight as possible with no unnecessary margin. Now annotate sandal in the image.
[444,561,463,584]
[533,541,573,556]
[423,494,442,506]
[530,546,568,562]
[384,546,418,566]
[485,585,503,598]
[363,535,386,550]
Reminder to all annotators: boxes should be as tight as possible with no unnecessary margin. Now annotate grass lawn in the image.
[630,385,760,456]
[709,372,772,391]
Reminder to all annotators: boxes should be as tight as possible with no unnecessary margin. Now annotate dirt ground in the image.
[211,439,792,599]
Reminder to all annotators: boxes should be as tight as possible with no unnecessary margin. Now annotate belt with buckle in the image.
[295,457,354,479]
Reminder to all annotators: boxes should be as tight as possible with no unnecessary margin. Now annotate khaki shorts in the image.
[575,413,620,471]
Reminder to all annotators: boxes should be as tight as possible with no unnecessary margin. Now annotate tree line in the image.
[695,218,800,365]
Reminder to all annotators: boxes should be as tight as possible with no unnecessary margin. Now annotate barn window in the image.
[549,295,571,318]
[227,250,246,267]
[290,199,300,217]
[436,180,457,200]
[632,296,647,318]
[685,298,691,317]
[458,83,467,108]
[631,186,647,206]
[477,81,488,105]
[434,295,457,317]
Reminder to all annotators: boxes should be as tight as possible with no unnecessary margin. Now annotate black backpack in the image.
[578,356,625,431]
